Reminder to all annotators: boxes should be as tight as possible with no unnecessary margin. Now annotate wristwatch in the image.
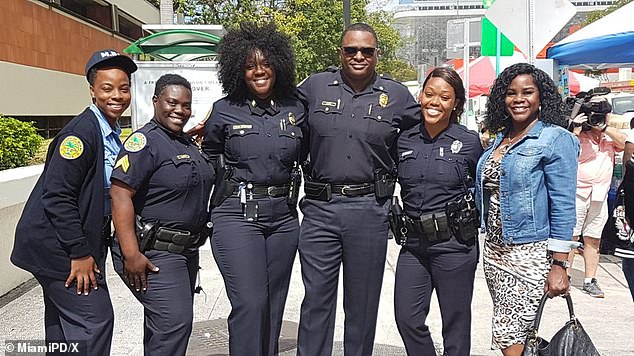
[552,259,570,269]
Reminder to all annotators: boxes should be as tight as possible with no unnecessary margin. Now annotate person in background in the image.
[616,117,634,300]
[110,74,214,356]
[11,49,137,354]
[202,22,303,356]
[568,99,627,298]
[295,22,420,356]
[475,63,579,356]
[394,67,482,355]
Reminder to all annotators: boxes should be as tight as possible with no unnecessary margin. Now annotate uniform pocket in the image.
[279,126,303,163]
[398,150,419,179]
[227,126,260,160]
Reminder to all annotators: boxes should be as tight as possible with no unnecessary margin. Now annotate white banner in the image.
[130,61,224,132]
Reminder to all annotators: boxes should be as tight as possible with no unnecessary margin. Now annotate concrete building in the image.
[0,0,159,137]
[393,0,617,71]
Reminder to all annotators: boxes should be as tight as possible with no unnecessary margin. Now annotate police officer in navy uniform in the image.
[394,67,482,355]
[11,49,137,355]
[296,23,420,356]
[201,23,303,356]
[110,74,214,356]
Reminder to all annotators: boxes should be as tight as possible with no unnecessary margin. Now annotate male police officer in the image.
[296,23,420,355]
[11,49,136,355]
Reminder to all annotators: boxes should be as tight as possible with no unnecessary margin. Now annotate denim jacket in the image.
[475,120,580,252]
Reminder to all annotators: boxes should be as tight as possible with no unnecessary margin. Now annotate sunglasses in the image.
[341,46,377,57]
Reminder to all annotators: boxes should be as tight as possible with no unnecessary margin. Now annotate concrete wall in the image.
[0,165,43,297]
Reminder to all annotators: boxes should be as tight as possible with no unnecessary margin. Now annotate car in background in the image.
[607,92,634,129]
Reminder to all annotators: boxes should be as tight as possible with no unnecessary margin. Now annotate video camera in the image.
[565,87,612,127]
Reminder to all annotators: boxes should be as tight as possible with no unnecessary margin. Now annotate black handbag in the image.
[522,293,600,356]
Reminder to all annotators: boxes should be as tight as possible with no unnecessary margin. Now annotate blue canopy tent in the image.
[547,1,634,69]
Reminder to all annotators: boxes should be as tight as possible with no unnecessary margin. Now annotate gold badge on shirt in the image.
[288,112,296,125]
[379,93,388,108]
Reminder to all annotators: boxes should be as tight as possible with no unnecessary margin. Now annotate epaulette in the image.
[379,73,393,80]
[325,66,338,73]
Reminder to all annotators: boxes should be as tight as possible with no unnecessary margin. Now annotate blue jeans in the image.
[623,258,634,301]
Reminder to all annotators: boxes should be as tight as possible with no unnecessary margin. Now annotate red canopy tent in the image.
[454,54,597,98]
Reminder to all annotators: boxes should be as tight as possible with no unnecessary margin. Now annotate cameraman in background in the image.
[568,93,627,298]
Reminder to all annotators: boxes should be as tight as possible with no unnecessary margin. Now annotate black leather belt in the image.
[230,184,290,198]
[151,227,207,254]
[330,182,375,196]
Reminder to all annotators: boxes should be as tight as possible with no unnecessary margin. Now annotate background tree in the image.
[583,0,632,25]
[147,0,417,81]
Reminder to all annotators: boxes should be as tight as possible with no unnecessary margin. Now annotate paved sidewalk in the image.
[2,239,634,355]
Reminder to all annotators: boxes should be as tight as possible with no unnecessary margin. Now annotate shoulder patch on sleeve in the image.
[59,135,84,160]
[124,132,147,152]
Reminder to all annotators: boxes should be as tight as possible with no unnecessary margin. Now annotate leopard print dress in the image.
[482,155,551,350]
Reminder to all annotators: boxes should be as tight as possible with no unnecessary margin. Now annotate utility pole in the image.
[343,0,350,29]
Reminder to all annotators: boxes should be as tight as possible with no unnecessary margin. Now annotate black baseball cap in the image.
[85,49,138,81]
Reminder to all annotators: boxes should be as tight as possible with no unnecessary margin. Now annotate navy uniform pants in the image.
[211,196,299,356]
[394,246,477,356]
[297,194,389,356]
[111,240,199,356]
[34,274,114,356]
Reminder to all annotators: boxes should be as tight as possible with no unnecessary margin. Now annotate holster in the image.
[287,166,302,206]
[419,213,450,242]
[388,196,407,245]
[374,168,396,199]
[135,216,158,253]
[304,181,332,201]
[210,155,236,207]
[445,193,480,243]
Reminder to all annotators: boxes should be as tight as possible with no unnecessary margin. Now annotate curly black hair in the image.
[421,67,465,124]
[484,63,566,133]
[153,74,191,97]
[217,22,296,102]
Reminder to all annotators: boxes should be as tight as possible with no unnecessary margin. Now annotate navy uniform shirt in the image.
[398,123,483,251]
[297,69,420,183]
[202,96,304,185]
[111,120,214,232]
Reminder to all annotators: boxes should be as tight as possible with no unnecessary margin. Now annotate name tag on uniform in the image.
[176,154,191,160]
[401,150,413,157]
[232,124,253,129]
[321,101,337,107]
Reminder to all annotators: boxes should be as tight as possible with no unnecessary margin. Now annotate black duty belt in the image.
[330,182,375,196]
[404,211,450,242]
[230,184,290,198]
[151,227,207,254]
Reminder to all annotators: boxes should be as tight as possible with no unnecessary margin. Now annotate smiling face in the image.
[505,74,540,127]
[340,30,378,85]
[244,49,276,100]
[90,67,131,124]
[419,76,456,128]
[153,84,192,133]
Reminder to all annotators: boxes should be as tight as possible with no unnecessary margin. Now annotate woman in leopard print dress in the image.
[475,63,580,356]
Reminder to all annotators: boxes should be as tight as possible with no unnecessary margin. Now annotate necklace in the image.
[498,121,536,155]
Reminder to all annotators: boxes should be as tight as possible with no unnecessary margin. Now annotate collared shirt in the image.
[398,123,482,216]
[202,96,305,185]
[297,69,420,183]
[91,104,122,215]
[91,104,122,188]
[577,130,621,202]
[111,120,214,232]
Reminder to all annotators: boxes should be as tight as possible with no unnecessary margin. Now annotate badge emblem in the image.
[379,93,388,108]
[114,154,130,173]
[288,112,296,125]
[124,132,147,152]
[451,140,463,154]
[59,135,83,160]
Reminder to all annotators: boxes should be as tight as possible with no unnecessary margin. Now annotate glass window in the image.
[59,0,112,29]
[118,11,143,40]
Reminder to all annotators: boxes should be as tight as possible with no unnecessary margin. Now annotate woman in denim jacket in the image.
[475,63,580,356]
